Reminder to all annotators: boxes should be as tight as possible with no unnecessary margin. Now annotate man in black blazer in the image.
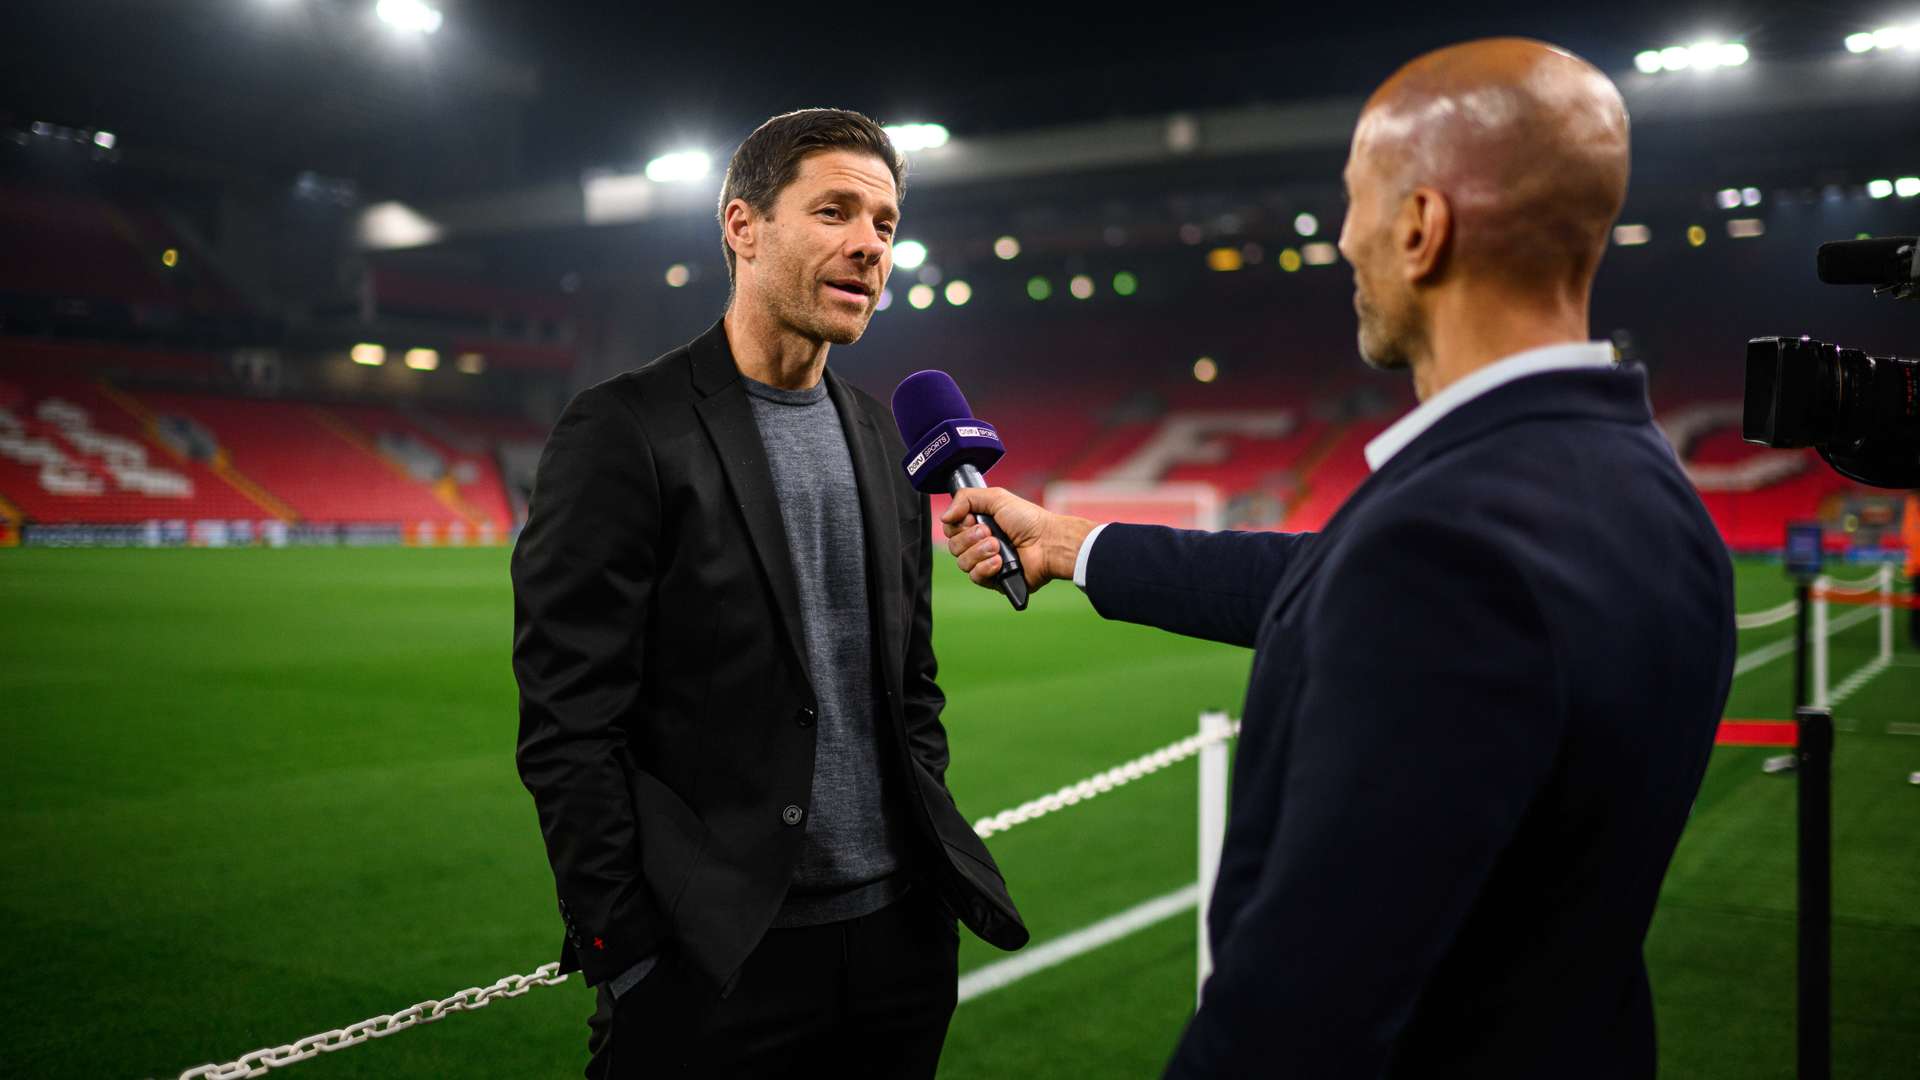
[942,41,1734,1077]
[513,108,1025,1079]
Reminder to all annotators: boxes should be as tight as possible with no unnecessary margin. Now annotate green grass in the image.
[1,550,1915,1078]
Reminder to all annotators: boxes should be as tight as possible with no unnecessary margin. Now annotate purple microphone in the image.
[891,370,1028,611]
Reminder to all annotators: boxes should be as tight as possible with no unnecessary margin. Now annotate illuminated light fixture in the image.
[357,201,442,250]
[93,130,115,150]
[1715,188,1741,210]
[1207,247,1244,272]
[160,248,179,268]
[1302,242,1339,266]
[1867,179,1894,199]
[1613,224,1651,246]
[884,123,950,152]
[993,236,1020,260]
[664,264,690,288]
[351,343,386,366]
[1897,177,1920,198]
[1642,40,1748,73]
[1112,271,1138,296]
[907,284,935,309]
[1026,276,1052,301]
[1845,32,1877,53]
[1686,225,1708,247]
[644,150,710,184]
[1873,25,1914,50]
[944,280,971,306]
[892,239,927,270]
[405,348,440,371]
[1068,274,1094,300]
[1726,219,1765,239]
[1741,187,1762,207]
[374,0,443,34]
[1193,357,1219,383]
[1278,247,1304,272]
[455,352,485,375]
[1294,212,1319,237]
[876,288,893,311]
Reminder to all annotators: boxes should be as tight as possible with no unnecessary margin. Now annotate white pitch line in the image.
[957,885,1199,1003]
[1888,722,1920,737]
[1829,655,1891,708]
[1732,605,1878,678]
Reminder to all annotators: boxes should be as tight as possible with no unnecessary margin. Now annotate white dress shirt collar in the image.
[1362,341,1616,472]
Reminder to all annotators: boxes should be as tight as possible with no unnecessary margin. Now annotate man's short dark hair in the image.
[717,108,905,284]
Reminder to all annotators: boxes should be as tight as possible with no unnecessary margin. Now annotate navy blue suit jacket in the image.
[1085,366,1735,1078]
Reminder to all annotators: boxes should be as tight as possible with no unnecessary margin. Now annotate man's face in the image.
[1337,132,1419,372]
[747,149,898,346]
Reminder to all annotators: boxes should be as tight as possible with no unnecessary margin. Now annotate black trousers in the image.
[586,888,959,1079]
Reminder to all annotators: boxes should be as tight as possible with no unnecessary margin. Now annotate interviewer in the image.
[944,39,1735,1079]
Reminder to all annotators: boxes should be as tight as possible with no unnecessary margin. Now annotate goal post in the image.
[1043,482,1224,531]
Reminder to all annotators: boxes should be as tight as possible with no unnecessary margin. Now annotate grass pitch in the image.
[1,548,1915,1078]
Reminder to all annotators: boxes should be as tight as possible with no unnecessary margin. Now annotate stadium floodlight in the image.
[92,130,115,149]
[1278,247,1304,272]
[405,348,439,371]
[1294,212,1319,237]
[1634,50,1663,73]
[1069,274,1095,300]
[1193,357,1219,383]
[1715,188,1741,209]
[1644,40,1748,72]
[907,283,935,309]
[892,239,927,270]
[1112,271,1138,296]
[374,0,442,35]
[664,264,690,288]
[1727,218,1765,239]
[455,352,485,375]
[1845,32,1877,53]
[994,235,1020,260]
[1613,224,1652,246]
[884,123,950,152]
[1741,186,1762,206]
[1897,177,1920,198]
[1026,276,1052,301]
[1868,179,1895,198]
[1206,247,1243,272]
[358,201,442,249]
[1873,25,1912,50]
[160,248,179,268]
[644,151,710,184]
[351,343,386,366]
[1302,242,1339,266]
[944,280,971,306]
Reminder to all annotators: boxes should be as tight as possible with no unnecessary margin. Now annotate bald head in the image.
[1351,38,1629,293]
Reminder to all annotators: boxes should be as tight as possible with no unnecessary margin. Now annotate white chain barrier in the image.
[1733,600,1797,630]
[171,723,1245,1078]
[972,720,1243,840]
[173,962,569,1079]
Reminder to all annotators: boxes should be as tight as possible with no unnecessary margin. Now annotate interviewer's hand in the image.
[940,488,1094,594]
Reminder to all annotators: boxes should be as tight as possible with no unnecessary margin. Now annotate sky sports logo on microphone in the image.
[905,432,951,478]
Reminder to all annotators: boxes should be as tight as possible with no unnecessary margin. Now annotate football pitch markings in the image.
[952,601,1904,1009]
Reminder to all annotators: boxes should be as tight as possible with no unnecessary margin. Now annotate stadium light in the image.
[944,280,972,306]
[885,123,950,152]
[1898,177,1920,197]
[1302,242,1339,266]
[1741,187,1762,207]
[1027,276,1052,301]
[893,239,927,269]
[92,130,115,150]
[1727,218,1765,239]
[1687,225,1708,247]
[644,151,710,184]
[455,352,485,375]
[1294,212,1319,237]
[1846,32,1877,53]
[1069,274,1095,300]
[1193,357,1219,383]
[1867,179,1895,198]
[374,0,442,35]
[1206,247,1243,272]
[1638,40,1749,73]
[907,283,935,309]
[876,288,893,311]
[664,264,690,287]
[1715,188,1741,209]
[1112,271,1138,296]
[1278,247,1303,272]
[404,348,439,371]
[994,235,1020,260]
[160,248,179,268]
[1613,224,1652,246]
[351,343,386,366]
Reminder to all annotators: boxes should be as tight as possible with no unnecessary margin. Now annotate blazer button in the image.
[782,804,804,826]
[796,706,816,728]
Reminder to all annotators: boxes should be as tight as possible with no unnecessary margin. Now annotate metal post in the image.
[1879,564,1894,664]
[1794,581,1811,711]
[1811,577,1829,709]
[1795,705,1833,1080]
[1196,710,1231,1007]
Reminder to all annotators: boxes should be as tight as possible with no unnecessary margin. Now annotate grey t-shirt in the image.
[743,375,911,927]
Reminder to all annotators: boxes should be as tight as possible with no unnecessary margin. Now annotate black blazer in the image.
[1087,366,1734,1078]
[511,322,1027,997]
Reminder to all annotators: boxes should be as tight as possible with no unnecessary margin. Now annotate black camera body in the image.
[1742,237,1920,490]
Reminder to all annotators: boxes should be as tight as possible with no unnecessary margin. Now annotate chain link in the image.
[971,720,1242,840]
[173,963,569,1079]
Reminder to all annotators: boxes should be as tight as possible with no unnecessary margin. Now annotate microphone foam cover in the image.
[891,369,974,446]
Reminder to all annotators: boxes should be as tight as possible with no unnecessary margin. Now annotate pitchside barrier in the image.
[167,576,1904,1078]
